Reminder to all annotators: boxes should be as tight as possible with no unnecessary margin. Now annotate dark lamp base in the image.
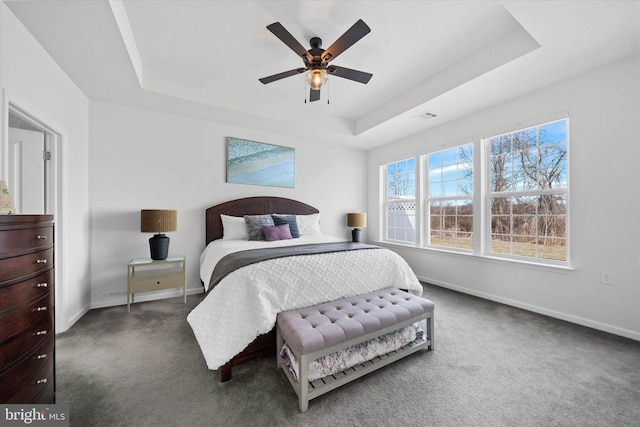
[351,228,362,243]
[149,234,170,260]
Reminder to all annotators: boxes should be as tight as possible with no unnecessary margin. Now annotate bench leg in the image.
[427,312,435,351]
[299,354,309,413]
[276,325,283,369]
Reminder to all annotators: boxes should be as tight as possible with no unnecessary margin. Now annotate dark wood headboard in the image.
[205,196,319,244]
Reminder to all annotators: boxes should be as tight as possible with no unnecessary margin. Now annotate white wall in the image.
[0,2,91,332]
[368,55,640,340]
[88,101,367,307]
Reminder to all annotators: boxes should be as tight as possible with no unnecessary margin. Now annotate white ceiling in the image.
[6,0,640,150]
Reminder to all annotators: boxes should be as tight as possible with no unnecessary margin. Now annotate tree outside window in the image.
[381,118,568,265]
[427,144,473,250]
[488,119,567,261]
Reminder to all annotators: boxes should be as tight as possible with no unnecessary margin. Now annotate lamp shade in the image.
[140,209,177,233]
[306,69,328,90]
[347,213,367,228]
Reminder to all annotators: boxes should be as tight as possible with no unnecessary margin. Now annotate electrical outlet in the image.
[600,271,614,285]
[104,290,127,298]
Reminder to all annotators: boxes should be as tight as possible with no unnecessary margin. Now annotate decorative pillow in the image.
[221,214,248,240]
[263,224,293,242]
[244,215,275,241]
[272,214,300,238]
[296,213,322,236]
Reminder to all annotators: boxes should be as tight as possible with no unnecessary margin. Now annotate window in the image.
[487,119,567,261]
[381,117,569,266]
[384,158,416,243]
[426,144,473,250]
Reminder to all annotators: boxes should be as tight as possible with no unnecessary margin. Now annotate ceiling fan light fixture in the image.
[306,69,328,90]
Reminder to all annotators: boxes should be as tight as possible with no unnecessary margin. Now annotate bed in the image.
[187,196,423,382]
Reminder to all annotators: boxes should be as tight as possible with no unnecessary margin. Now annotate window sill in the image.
[372,240,574,273]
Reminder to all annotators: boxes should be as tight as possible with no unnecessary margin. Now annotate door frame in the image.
[4,96,65,333]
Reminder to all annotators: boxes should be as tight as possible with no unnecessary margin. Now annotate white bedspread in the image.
[187,236,422,370]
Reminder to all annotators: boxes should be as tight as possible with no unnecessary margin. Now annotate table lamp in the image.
[347,212,366,243]
[140,209,177,260]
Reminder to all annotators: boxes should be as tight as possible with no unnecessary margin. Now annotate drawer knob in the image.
[36,378,48,384]
[36,330,48,336]
[37,282,48,288]
[37,235,48,240]
[36,259,48,264]
[37,354,48,360]
[36,306,48,312]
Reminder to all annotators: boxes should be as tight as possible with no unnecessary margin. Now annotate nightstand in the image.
[127,256,186,312]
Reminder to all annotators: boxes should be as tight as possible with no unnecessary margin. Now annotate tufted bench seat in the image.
[276,288,434,412]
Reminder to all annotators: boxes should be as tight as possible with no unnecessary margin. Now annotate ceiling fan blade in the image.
[259,68,306,84]
[327,65,372,84]
[309,88,321,102]
[321,19,371,63]
[266,22,312,62]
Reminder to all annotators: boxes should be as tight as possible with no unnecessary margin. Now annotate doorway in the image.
[7,109,54,215]
[7,102,63,332]
[8,127,46,214]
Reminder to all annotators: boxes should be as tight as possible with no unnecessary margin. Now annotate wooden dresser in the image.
[0,215,55,403]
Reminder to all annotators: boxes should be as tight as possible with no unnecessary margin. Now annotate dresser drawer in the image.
[0,335,53,402]
[0,354,54,404]
[28,374,55,404]
[0,315,53,372]
[0,293,52,344]
[0,226,53,257]
[0,248,54,285]
[0,270,53,315]
[5,367,54,404]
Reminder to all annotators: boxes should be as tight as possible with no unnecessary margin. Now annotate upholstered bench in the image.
[276,288,434,412]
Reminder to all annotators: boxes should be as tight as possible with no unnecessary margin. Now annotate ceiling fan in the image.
[259,19,373,102]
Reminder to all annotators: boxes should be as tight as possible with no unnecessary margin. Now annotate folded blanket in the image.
[280,323,423,382]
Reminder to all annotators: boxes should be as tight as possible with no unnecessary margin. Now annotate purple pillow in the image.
[263,224,293,241]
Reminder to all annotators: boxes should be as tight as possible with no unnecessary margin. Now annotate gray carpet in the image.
[55,284,640,427]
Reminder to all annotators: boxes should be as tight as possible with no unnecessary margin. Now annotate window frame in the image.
[482,118,569,266]
[380,116,570,268]
[423,143,474,252]
[382,157,417,245]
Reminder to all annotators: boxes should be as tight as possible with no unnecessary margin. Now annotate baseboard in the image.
[90,286,204,310]
[417,275,640,342]
[57,305,90,334]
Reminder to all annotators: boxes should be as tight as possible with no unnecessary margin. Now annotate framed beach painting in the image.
[226,137,295,188]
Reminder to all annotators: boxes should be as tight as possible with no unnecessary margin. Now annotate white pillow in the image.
[296,213,322,236]
[221,214,248,240]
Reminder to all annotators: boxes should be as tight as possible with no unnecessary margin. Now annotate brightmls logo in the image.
[4,408,45,424]
[1,405,69,427]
